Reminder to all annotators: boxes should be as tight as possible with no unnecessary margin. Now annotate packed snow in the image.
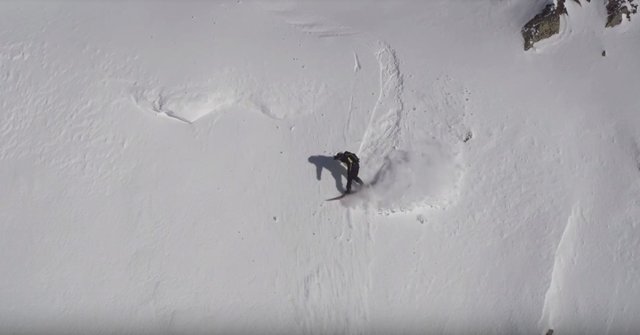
[1,1,639,334]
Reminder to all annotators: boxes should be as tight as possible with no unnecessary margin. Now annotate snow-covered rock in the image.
[606,0,638,27]
[522,1,568,51]
[522,0,638,51]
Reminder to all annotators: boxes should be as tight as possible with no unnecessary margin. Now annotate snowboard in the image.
[325,193,348,201]
[325,184,367,201]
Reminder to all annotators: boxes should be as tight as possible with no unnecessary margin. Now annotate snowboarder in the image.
[333,151,364,194]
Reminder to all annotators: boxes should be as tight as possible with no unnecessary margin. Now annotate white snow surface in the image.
[1,1,639,334]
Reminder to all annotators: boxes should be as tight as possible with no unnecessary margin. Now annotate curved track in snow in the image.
[255,3,470,332]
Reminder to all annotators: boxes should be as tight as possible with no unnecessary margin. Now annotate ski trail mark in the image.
[357,40,404,174]
[343,94,355,144]
[347,73,471,214]
[349,40,468,214]
[249,4,380,333]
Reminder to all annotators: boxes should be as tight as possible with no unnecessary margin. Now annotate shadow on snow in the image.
[308,155,347,193]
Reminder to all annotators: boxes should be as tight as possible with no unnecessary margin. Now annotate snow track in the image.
[261,8,379,334]
[357,40,405,173]
[352,67,467,214]
[270,5,470,332]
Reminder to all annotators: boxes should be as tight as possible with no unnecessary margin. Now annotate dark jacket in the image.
[334,151,363,193]
[334,151,359,168]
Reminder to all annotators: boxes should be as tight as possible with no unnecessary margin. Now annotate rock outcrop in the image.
[606,0,638,27]
[521,0,567,51]
[522,0,637,51]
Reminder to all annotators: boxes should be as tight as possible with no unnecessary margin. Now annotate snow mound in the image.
[130,76,331,123]
[344,143,463,214]
[131,86,241,123]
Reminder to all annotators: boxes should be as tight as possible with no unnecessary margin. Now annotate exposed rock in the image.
[522,0,567,51]
[602,50,607,56]
[463,131,473,143]
[545,330,554,335]
[606,0,637,27]
[520,0,638,51]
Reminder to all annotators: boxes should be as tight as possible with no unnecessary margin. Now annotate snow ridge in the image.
[539,204,582,333]
[130,76,329,123]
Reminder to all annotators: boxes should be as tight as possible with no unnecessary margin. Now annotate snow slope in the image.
[1,1,639,334]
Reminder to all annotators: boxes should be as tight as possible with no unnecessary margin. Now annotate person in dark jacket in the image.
[333,151,364,194]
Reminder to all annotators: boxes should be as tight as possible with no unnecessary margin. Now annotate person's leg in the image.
[351,164,363,185]
[347,164,360,193]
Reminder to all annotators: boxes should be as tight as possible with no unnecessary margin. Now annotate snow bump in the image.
[131,86,240,124]
[130,78,329,123]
